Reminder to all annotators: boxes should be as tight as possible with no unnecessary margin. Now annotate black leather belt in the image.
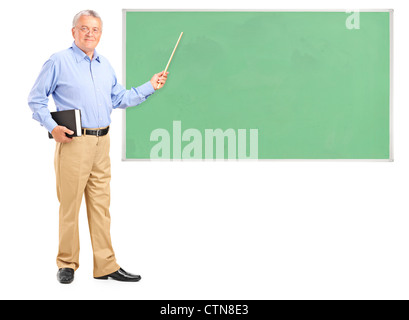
[82,126,109,137]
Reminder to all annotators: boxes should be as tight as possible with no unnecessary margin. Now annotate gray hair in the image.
[72,10,103,29]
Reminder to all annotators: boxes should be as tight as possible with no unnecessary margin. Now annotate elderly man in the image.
[28,10,168,284]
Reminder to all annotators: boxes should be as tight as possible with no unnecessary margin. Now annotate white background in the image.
[0,0,407,300]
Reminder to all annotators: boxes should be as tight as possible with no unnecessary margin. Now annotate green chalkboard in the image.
[123,10,392,160]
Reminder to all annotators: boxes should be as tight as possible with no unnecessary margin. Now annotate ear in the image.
[72,28,75,38]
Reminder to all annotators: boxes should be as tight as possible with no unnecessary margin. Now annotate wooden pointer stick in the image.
[157,32,183,89]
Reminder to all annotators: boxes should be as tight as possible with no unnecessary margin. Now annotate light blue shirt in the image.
[28,42,155,132]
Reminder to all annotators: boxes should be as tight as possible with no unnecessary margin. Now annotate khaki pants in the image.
[54,132,120,277]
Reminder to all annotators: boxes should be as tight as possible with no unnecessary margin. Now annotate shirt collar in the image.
[71,41,101,63]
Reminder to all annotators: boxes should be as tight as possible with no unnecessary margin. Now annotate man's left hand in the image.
[150,71,169,90]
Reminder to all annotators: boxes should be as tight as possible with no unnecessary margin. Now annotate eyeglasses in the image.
[77,26,101,35]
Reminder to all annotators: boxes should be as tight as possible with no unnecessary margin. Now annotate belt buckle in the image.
[96,129,100,137]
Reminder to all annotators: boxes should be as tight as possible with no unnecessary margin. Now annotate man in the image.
[28,10,168,284]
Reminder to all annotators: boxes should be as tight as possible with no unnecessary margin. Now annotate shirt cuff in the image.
[137,81,155,98]
[43,117,59,133]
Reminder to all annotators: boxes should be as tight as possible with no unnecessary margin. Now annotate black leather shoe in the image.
[57,268,74,284]
[94,268,141,282]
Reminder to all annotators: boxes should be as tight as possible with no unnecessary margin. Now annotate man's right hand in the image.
[51,126,74,143]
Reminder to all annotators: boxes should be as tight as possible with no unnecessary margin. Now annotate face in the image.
[72,15,102,55]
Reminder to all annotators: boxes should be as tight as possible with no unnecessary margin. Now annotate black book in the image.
[48,109,82,139]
